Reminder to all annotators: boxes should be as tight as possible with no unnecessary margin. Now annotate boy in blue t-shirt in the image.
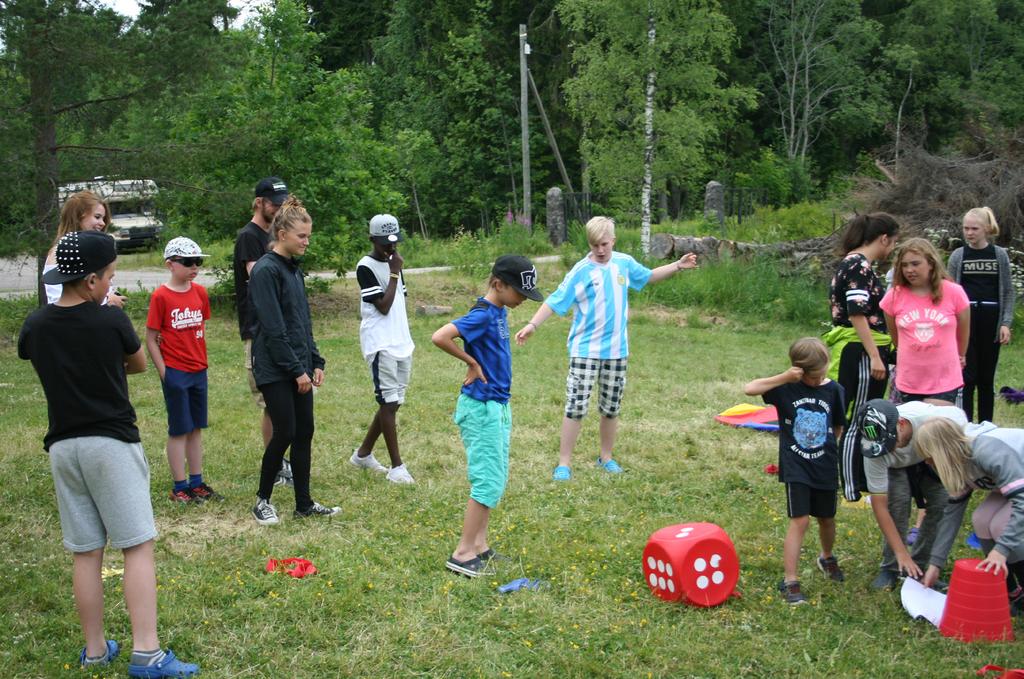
[515,216,697,479]
[432,255,543,577]
[744,337,847,605]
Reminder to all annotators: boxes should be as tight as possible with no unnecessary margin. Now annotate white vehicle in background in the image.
[59,178,163,252]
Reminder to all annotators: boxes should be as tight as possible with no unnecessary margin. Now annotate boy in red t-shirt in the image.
[146,237,222,504]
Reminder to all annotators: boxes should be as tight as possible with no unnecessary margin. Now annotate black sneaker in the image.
[870,570,899,591]
[478,548,511,565]
[816,555,845,582]
[169,488,202,504]
[189,483,224,502]
[778,579,807,605]
[446,556,486,578]
[274,458,294,487]
[251,498,279,526]
[293,502,340,519]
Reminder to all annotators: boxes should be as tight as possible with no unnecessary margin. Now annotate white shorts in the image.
[367,352,412,405]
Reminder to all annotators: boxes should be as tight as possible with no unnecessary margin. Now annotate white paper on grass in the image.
[900,577,947,628]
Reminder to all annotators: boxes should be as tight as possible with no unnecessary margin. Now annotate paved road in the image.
[0,254,561,299]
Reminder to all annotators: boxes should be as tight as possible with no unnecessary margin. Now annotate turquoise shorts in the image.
[454,394,511,509]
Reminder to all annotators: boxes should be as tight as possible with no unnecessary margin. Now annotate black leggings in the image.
[962,304,1002,422]
[837,341,891,502]
[257,379,314,511]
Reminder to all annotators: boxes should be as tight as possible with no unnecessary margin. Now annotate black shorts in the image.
[785,482,837,519]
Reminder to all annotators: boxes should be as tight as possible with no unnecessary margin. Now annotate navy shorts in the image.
[161,367,208,436]
[785,482,837,519]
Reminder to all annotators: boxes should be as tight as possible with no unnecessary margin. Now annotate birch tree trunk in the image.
[640,6,656,256]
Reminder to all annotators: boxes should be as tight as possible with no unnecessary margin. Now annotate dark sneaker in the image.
[274,458,294,487]
[478,548,511,565]
[870,570,899,591]
[293,501,340,519]
[252,498,279,526]
[816,555,845,582]
[446,555,486,578]
[127,649,199,678]
[169,488,202,504]
[778,580,807,605]
[189,482,224,502]
[80,639,119,668]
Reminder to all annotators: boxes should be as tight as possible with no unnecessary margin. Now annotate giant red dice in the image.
[642,522,739,606]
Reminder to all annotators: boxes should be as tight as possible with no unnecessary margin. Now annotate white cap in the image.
[163,236,209,260]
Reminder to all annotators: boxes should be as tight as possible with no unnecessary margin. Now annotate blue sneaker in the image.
[552,465,571,481]
[596,457,623,473]
[128,649,199,678]
[79,639,119,667]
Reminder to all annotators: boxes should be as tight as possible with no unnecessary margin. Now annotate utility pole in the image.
[519,23,531,231]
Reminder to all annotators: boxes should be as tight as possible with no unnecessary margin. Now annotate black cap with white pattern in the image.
[42,230,117,285]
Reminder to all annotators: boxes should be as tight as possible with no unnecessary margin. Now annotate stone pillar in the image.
[704,181,724,229]
[546,186,566,245]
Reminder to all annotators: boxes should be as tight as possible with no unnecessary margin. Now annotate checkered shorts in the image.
[564,357,628,420]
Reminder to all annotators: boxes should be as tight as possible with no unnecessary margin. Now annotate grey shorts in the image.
[564,357,628,420]
[244,339,267,409]
[368,351,412,405]
[49,437,157,552]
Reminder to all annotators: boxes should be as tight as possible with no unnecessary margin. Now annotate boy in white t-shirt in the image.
[350,214,416,484]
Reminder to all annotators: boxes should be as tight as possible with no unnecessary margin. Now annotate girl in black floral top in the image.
[827,213,900,501]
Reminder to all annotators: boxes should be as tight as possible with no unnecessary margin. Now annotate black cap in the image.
[859,399,899,458]
[42,231,117,285]
[492,255,543,301]
[255,177,289,205]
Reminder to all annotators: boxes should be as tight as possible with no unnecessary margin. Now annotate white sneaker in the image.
[386,464,415,484]
[349,449,388,473]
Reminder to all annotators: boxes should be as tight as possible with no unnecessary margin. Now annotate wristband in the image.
[389,273,400,279]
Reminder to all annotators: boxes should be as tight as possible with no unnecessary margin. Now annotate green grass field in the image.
[2,262,1023,677]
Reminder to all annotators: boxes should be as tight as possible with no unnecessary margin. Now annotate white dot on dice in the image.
[697,575,709,589]
[693,558,707,572]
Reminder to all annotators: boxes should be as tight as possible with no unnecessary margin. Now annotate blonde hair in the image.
[585,216,615,245]
[269,195,311,243]
[892,237,949,303]
[914,418,974,496]
[963,207,1000,237]
[789,337,829,373]
[54,191,110,246]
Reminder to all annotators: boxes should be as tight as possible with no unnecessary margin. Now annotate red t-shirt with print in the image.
[146,283,210,372]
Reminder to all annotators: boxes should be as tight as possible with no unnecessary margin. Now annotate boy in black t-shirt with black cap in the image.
[19,230,198,677]
[745,337,847,605]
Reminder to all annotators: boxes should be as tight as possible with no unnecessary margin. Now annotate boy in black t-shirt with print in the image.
[745,337,847,605]
[18,231,198,677]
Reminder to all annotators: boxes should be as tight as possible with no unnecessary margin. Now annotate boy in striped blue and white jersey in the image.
[515,216,697,480]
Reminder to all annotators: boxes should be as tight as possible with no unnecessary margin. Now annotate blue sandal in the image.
[597,457,623,474]
[80,639,119,668]
[552,465,571,481]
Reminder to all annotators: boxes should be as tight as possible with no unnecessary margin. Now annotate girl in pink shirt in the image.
[880,238,970,404]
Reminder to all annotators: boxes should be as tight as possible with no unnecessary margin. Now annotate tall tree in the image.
[560,0,753,227]
[761,0,883,164]
[0,0,233,300]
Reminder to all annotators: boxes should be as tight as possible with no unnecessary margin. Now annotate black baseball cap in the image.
[492,255,543,302]
[859,399,899,458]
[42,231,117,285]
[255,177,289,205]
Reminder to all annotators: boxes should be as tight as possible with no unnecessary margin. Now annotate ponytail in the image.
[838,212,900,255]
